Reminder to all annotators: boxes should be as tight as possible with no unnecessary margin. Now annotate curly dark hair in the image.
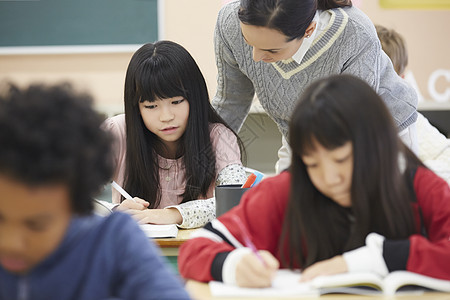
[0,82,114,214]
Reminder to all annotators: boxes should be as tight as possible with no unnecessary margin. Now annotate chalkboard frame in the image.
[0,0,161,54]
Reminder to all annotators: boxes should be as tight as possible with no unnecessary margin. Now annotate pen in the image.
[231,215,267,267]
[241,173,257,188]
[111,181,136,202]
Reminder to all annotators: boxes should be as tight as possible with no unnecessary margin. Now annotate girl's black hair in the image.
[238,0,352,41]
[123,40,244,208]
[280,74,421,268]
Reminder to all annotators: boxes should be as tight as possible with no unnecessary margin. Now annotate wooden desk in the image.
[154,228,198,256]
[185,281,450,300]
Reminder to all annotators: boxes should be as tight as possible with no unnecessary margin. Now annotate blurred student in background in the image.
[376,24,450,185]
[0,83,191,299]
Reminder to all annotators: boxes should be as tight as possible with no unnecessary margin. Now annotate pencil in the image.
[111,181,136,202]
[232,215,267,267]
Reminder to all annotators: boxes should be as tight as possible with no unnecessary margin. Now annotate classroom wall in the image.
[0,0,449,172]
[1,0,448,110]
[0,0,223,117]
[360,1,450,108]
[0,52,131,116]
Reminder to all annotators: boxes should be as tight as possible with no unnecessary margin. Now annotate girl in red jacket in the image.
[178,74,450,288]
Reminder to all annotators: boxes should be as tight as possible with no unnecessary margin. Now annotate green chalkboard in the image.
[0,0,158,47]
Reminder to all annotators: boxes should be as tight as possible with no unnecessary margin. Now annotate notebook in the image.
[93,199,178,238]
[209,269,450,297]
[209,270,317,298]
[139,224,179,238]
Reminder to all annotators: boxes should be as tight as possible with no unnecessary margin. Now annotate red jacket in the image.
[178,168,450,282]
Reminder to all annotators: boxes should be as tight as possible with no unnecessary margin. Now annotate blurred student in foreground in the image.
[376,24,450,185]
[178,75,450,287]
[0,83,191,300]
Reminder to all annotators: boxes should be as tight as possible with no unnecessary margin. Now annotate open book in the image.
[93,199,178,238]
[209,269,450,297]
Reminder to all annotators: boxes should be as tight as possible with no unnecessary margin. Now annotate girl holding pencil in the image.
[103,41,247,229]
[178,75,450,287]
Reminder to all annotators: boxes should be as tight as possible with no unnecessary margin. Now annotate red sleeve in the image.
[407,167,450,280]
[178,172,291,282]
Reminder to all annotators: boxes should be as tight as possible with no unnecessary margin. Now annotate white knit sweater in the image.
[416,113,450,184]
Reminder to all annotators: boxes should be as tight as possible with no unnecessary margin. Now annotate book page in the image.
[209,270,319,298]
[210,269,450,297]
[313,271,450,296]
[312,272,384,295]
[383,271,450,296]
[93,199,114,216]
[139,224,178,238]
[313,272,383,289]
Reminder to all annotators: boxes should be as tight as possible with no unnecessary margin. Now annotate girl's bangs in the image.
[291,103,351,157]
[136,62,187,103]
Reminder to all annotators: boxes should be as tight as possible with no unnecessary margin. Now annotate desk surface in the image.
[185,280,450,300]
[154,228,198,256]
[155,228,197,247]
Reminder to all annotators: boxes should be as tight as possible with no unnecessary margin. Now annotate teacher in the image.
[212,0,418,172]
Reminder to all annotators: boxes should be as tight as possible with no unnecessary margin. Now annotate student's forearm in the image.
[163,208,183,225]
[169,198,216,228]
[131,208,182,225]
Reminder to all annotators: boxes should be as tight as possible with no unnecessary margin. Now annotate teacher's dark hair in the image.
[238,0,352,41]
[280,74,419,268]
[0,82,114,215]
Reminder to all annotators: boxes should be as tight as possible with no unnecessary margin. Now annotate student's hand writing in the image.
[115,197,149,212]
[128,208,183,225]
[235,250,279,288]
[300,255,347,282]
